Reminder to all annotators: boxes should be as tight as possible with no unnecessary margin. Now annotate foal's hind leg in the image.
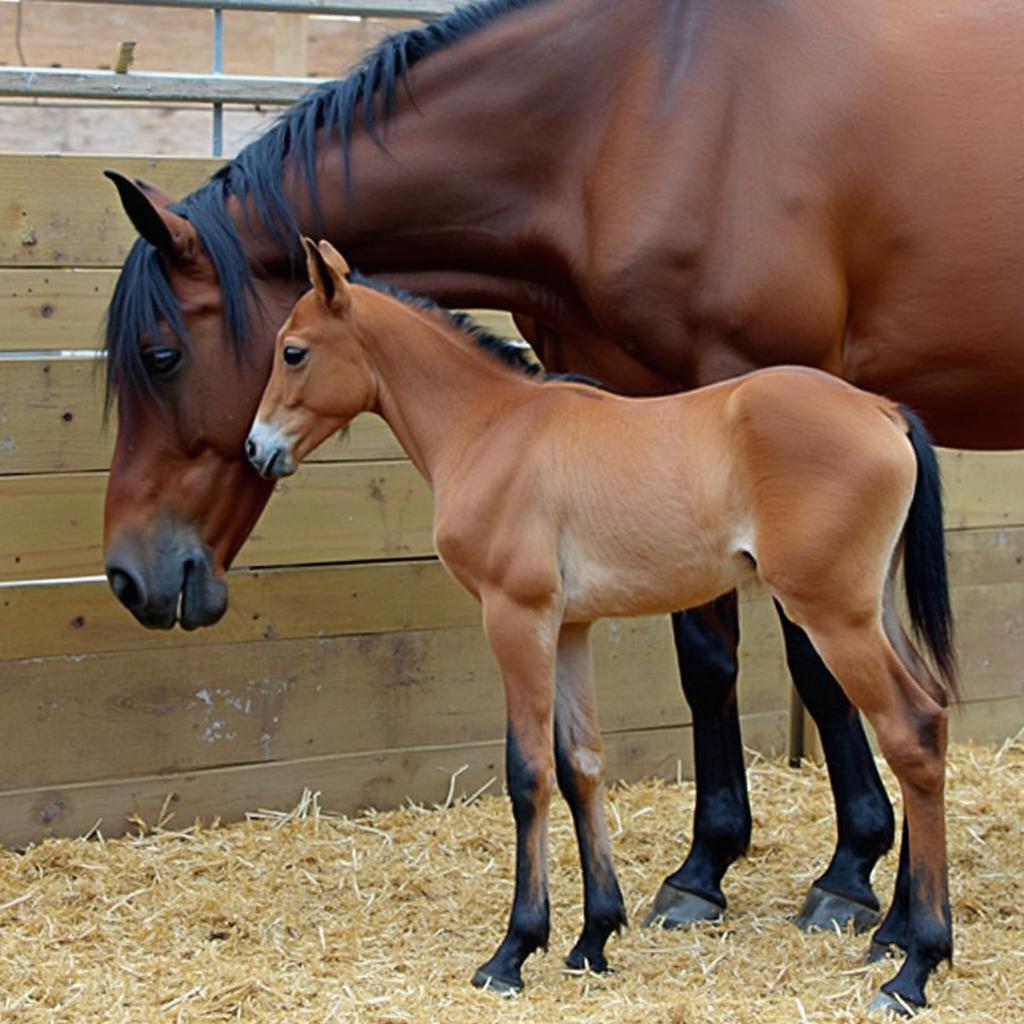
[777,607,894,933]
[472,594,559,994]
[554,623,627,972]
[798,619,951,1011]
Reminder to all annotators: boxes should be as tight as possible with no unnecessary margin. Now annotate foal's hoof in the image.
[793,885,881,934]
[643,882,723,929]
[867,990,917,1017]
[471,967,523,995]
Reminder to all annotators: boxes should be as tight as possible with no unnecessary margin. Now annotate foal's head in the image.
[246,239,373,480]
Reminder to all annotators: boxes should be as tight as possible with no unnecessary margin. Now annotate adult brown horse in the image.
[102,0,1024,966]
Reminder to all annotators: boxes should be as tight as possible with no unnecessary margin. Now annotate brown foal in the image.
[246,241,957,1013]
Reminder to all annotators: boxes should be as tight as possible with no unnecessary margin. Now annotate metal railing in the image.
[0,0,461,154]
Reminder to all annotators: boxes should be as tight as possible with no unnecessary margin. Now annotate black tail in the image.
[900,406,958,700]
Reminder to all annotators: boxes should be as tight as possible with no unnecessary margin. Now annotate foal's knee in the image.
[555,741,605,804]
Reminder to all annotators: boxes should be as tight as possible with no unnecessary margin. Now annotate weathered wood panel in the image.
[0,155,220,267]
[2,525,1020,660]
[1,617,689,791]
[0,356,405,474]
[0,266,522,351]
[0,269,114,349]
[3,451,1021,580]
[0,460,436,580]
[0,711,790,848]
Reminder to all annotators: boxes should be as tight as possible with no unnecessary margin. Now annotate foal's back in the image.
[462,366,914,624]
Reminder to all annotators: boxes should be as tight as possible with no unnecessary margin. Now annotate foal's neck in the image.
[357,294,536,488]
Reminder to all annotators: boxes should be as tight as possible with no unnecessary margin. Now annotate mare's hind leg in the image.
[799,619,951,1011]
[554,623,627,972]
[648,594,892,932]
[472,594,559,994]
[777,606,894,932]
[647,595,750,926]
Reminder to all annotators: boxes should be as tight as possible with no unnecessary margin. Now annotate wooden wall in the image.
[1,153,1022,849]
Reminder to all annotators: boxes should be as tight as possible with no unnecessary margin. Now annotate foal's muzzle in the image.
[245,419,297,480]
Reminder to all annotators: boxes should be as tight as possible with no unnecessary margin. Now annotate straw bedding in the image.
[1,736,1021,1023]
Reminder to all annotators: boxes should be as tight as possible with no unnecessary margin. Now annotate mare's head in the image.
[247,240,374,482]
[102,172,296,630]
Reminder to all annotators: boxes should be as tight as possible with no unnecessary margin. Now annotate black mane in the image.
[104,0,548,409]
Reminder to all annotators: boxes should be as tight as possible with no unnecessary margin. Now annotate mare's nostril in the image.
[245,437,257,460]
[107,566,145,611]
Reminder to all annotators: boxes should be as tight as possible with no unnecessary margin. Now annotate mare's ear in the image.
[301,236,351,313]
[104,170,199,263]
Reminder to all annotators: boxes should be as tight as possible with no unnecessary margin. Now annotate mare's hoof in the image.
[564,948,612,973]
[642,882,723,929]
[471,967,522,995]
[793,885,880,934]
[867,990,918,1017]
[865,940,901,964]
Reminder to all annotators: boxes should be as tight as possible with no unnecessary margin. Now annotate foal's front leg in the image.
[554,622,627,972]
[472,595,559,993]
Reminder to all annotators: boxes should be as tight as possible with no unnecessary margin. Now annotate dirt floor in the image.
[1,738,1022,1023]
[0,3,418,156]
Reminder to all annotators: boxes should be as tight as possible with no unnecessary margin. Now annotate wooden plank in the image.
[948,695,1024,747]
[939,449,1024,530]
[0,711,789,848]
[274,13,309,77]
[2,521,1020,661]
[0,68,322,106]
[0,155,220,267]
[0,559,479,661]
[0,263,522,351]
[0,616,690,791]
[0,269,114,349]
[0,356,405,474]
[0,460,435,580]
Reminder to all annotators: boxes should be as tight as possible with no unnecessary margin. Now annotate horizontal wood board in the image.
[2,450,1021,582]
[0,712,792,848]
[0,154,221,267]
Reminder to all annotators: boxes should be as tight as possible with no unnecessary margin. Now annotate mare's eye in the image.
[141,346,182,376]
[283,344,308,368]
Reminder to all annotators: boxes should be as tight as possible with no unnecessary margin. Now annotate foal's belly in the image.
[559,530,757,623]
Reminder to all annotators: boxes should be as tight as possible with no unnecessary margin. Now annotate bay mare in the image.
[246,240,957,1012]
[101,0,1024,944]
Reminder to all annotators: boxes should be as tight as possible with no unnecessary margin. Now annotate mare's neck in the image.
[241,0,639,317]
[357,293,535,488]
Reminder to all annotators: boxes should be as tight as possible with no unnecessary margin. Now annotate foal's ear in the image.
[302,237,351,313]
[104,170,199,264]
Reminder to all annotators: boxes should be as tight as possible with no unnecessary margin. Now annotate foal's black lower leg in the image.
[646,594,751,926]
[777,607,895,932]
[867,817,912,962]
[473,730,553,993]
[555,728,627,972]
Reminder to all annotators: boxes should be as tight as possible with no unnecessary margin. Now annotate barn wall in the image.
[1,153,1021,848]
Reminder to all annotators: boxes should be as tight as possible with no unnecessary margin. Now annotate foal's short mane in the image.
[351,272,543,379]
[104,0,549,411]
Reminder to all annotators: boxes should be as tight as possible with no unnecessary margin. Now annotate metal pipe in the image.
[212,6,224,156]
[23,0,456,17]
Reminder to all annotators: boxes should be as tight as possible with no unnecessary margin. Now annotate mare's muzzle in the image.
[105,521,228,631]
[245,419,297,480]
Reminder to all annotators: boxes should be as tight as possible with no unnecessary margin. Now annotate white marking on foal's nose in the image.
[246,418,297,480]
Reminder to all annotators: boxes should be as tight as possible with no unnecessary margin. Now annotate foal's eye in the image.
[141,346,182,377]
[283,345,308,368]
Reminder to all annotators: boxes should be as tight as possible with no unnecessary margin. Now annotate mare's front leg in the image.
[646,594,750,925]
[472,594,559,994]
[554,622,627,972]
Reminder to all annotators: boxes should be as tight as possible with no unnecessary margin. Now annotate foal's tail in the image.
[899,405,959,700]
